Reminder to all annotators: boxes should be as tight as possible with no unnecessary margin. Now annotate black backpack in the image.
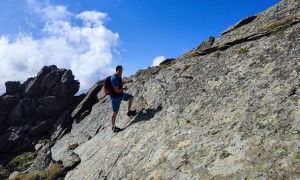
[103,76,113,95]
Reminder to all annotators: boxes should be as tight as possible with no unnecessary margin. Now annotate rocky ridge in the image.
[1,0,300,179]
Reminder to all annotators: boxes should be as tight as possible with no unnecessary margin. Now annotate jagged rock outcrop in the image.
[0,65,81,165]
[49,0,300,179]
[179,36,215,59]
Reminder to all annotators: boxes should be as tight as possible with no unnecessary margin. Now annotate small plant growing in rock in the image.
[237,48,248,54]
[10,162,63,180]
[271,26,289,36]
[67,143,79,151]
[212,51,221,58]
[219,150,231,159]
[259,13,300,32]
[182,64,191,72]
[10,152,37,171]
[37,138,50,144]
[48,162,63,179]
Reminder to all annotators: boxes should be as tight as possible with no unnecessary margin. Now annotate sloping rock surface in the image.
[51,0,300,179]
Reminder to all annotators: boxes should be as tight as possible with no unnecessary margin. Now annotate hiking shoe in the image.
[112,126,122,132]
[127,110,137,117]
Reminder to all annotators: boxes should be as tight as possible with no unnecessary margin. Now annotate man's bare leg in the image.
[128,96,134,112]
[112,112,118,128]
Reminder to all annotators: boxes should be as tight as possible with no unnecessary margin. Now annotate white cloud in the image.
[76,11,108,27]
[0,1,119,94]
[42,5,71,21]
[152,56,166,66]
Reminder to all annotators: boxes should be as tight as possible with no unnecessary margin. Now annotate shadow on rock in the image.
[123,104,163,130]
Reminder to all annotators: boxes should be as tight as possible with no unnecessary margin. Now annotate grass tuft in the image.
[67,143,79,151]
[212,51,221,58]
[237,48,249,54]
[10,163,63,180]
[11,152,38,171]
[259,13,300,32]
[182,64,191,72]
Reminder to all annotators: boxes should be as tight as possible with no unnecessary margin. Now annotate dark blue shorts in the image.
[110,93,132,112]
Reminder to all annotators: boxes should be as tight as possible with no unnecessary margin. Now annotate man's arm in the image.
[114,86,128,93]
[122,79,133,85]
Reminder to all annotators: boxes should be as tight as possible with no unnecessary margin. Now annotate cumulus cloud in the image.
[152,56,166,66]
[0,1,119,93]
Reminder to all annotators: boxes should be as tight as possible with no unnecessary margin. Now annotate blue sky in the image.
[0,0,281,93]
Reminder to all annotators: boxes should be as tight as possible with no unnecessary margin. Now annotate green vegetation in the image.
[219,150,231,159]
[259,13,300,32]
[11,163,63,180]
[212,51,221,58]
[37,139,50,144]
[11,152,38,171]
[237,48,249,54]
[182,64,191,72]
[67,143,79,151]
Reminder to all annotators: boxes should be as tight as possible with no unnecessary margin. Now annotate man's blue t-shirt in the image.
[110,74,123,98]
[111,74,120,89]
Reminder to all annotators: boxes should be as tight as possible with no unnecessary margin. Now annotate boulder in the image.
[179,36,215,59]
[5,81,20,95]
[159,58,175,66]
[6,103,23,126]
[40,71,63,93]
[61,70,75,84]
[61,151,81,171]
[29,145,52,172]
[71,82,101,119]
[0,165,10,179]
[49,81,80,98]
[0,131,32,156]
[29,120,54,136]
[2,94,20,108]
[0,65,80,157]
[221,16,257,36]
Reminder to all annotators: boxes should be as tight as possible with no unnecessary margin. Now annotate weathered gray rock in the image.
[214,0,300,46]
[0,165,10,179]
[221,16,257,36]
[60,151,81,170]
[48,80,80,98]
[159,58,175,66]
[61,70,75,84]
[0,131,33,157]
[0,65,80,160]
[0,103,9,131]
[2,94,20,108]
[71,82,102,119]
[51,0,300,179]
[6,103,23,126]
[29,120,53,136]
[29,145,52,172]
[179,36,215,60]
[50,95,85,141]
[8,171,20,179]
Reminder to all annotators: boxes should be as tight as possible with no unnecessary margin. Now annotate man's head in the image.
[115,65,123,76]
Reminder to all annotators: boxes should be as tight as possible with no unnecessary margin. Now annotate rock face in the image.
[49,0,300,179]
[0,65,80,161]
[2,0,300,179]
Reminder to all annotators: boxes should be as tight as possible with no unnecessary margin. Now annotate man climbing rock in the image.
[109,65,137,132]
